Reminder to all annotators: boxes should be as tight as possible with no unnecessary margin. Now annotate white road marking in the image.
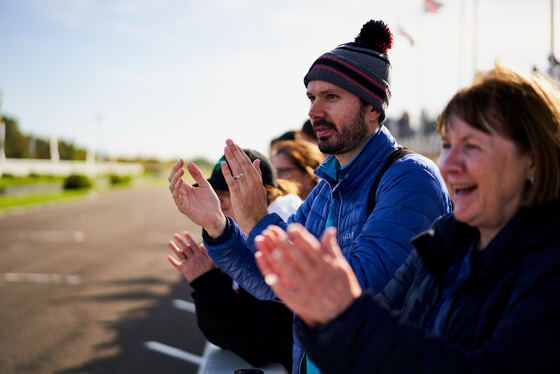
[172,299,196,313]
[144,300,222,371]
[144,341,205,366]
[1,273,82,285]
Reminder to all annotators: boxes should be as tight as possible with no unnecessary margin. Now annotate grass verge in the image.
[0,175,64,188]
[0,165,213,211]
[0,190,90,210]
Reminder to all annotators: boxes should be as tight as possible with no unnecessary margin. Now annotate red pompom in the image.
[355,20,393,53]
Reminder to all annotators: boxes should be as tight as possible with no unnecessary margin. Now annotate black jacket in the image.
[295,200,560,373]
[190,269,293,371]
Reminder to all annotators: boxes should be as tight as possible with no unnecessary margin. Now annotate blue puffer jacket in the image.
[295,201,560,373]
[204,126,452,373]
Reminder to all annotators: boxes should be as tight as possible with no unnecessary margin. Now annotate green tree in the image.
[191,157,214,170]
[72,148,87,161]
[1,92,88,160]
[59,140,87,160]
[4,116,30,158]
[58,140,72,160]
[34,138,50,159]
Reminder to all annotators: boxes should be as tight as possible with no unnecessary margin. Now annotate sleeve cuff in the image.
[294,291,365,334]
[202,216,233,245]
[189,268,226,289]
[247,213,283,243]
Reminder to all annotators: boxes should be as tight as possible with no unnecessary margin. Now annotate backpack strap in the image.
[367,147,415,215]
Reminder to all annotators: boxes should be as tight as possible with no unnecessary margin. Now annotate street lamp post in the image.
[0,121,5,176]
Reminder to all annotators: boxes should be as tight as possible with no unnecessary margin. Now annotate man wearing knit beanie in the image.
[305,20,392,121]
[303,20,392,162]
[169,20,452,374]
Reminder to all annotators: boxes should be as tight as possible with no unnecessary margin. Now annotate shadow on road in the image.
[56,278,207,374]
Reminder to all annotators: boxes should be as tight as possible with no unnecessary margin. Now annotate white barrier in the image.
[0,158,143,177]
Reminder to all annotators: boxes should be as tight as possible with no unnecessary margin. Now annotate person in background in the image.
[168,149,299,371]
[269,120,321,159]
[255,63,560,373]
[269,130,301,158]
[299,119,318,146]
[271,140,323,200]
[168,20,452,373]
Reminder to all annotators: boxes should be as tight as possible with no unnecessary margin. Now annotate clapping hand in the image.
[254,224,362,327]
[221,139,269,233]
[168,159,227,238]
[168,231,217,283]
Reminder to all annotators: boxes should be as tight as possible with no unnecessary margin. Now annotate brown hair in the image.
[264,179,301,205]
[437,63,560,206]
[273,140,323,187]
[270,130,301,152]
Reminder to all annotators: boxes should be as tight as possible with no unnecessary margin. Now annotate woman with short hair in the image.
[255,63,560,373]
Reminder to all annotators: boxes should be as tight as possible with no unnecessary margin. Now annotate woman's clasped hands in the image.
[254,223,363,327]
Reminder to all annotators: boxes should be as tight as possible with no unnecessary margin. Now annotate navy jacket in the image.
[204,126,452,373]
[295,201,560,373]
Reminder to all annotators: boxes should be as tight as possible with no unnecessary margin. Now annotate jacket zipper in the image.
[336,189,343,229]
[298,353,305,374]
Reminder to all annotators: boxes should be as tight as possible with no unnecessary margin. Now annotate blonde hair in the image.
[437,63,560,206]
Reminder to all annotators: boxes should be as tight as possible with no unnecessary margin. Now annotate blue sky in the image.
[1,0,558,161]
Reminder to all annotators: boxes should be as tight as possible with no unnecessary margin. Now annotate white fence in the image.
[0,158,143,177]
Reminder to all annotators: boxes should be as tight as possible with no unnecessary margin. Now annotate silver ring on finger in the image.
[233,172,245,180]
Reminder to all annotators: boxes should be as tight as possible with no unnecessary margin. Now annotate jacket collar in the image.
[315,125,397,190]
[412,199,560,281]
[411,214,478,278]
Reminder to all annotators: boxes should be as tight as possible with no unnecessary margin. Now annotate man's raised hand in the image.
[222,139,269,234]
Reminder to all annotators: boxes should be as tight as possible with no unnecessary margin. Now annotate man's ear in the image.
[365,106,380,124]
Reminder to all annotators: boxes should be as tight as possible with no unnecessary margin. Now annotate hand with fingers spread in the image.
[168,158,227,238]
[168,231,217,282]
[254,223,362,327]
[222,139,269,234]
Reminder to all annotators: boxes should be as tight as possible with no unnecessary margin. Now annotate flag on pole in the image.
[397,25,415,46]
[424,0,443,13]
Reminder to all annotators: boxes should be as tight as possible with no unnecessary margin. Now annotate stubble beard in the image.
[315,106,369,155]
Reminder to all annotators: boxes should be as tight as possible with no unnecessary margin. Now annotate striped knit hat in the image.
[304,20,393,122]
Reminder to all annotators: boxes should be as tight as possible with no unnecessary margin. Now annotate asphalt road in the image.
[0,187,208,374]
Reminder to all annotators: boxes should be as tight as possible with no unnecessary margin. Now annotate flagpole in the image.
[473,0,479,78]
[552,0,555,58]
[418,2,426,137]
[458,0,465,88]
